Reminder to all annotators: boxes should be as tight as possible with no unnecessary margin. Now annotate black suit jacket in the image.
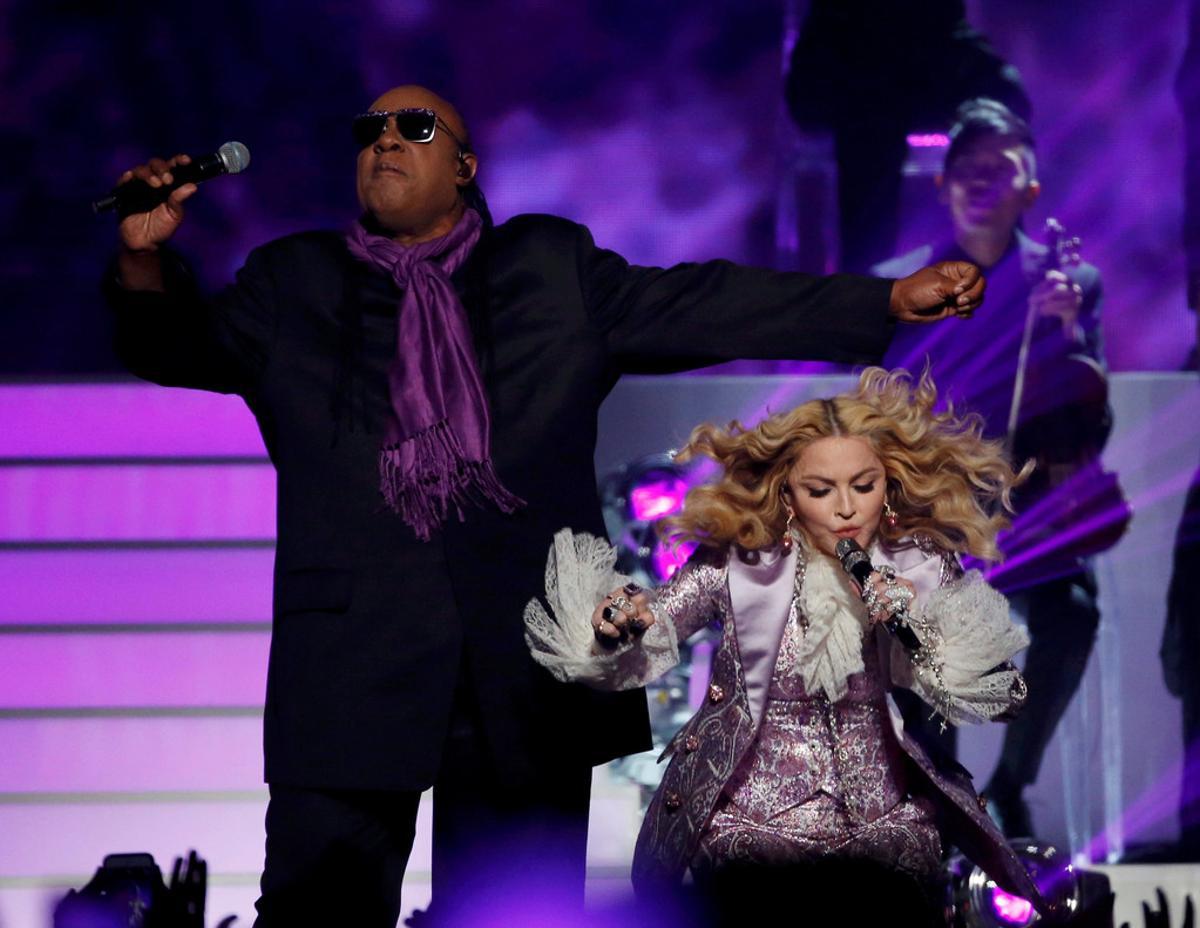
[106,213,895,791]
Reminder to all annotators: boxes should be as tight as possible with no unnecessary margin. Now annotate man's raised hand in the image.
[117,153,198,253]
[889,261,986,323]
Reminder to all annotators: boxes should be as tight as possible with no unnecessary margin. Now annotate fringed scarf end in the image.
[379,420,525,541]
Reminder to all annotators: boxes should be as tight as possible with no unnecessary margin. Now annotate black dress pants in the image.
[254,674,593,928]
[990,571,1101,792]
[1166,472,1200,858]
[254,784,422,927]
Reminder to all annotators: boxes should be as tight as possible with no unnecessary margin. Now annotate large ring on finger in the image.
[611,595,636,616]
[878,565,897,582]
[884,585,913,605]
[602,605,616,622]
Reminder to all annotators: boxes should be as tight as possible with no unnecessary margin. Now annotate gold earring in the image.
[781,507,795,550]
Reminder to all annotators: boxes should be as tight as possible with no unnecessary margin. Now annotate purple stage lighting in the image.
[906,132,950,148]
[629,477,689,521]
[600,453,699,587]
[990,887,1036,926]
[651,539,697,582]
[947,842,1093,927]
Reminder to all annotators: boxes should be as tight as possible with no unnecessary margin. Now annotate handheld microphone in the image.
[834,538,922,651]
[92,141,251,216]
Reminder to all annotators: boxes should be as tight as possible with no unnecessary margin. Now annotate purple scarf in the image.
[346,208,524,540]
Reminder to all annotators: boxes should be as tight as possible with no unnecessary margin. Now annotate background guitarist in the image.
[875,97,1109,839]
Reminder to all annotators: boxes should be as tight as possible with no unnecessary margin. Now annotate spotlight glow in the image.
[629,478,689,521]
[991,887,1036,925]
[652,539,696,581]
[906,132,950,147]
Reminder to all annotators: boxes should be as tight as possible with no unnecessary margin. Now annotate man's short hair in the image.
[945,98,1037,179]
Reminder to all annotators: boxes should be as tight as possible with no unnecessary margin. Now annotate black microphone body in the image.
[834,538,923,651]
[93,141,250,217]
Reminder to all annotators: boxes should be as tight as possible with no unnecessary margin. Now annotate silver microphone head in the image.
[217,141,251,174]
[834,537,860,559]
[835,537,869,572]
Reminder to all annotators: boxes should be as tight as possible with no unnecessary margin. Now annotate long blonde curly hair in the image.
[661,367,1030,562]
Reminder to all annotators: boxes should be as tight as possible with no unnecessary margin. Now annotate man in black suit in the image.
[878,99,1107,841]
[107,84,983,927]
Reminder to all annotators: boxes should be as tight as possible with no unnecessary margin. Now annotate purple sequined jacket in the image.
[628,540,1049,914]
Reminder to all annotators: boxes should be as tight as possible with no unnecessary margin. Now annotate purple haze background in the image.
[1,8,1198,921]
[0,0,1195,372]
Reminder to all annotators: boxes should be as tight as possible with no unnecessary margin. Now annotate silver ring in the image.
[878,566,897,582]
[611,595,635,615]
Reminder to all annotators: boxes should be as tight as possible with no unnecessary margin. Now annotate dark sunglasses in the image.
[352,107,468,152]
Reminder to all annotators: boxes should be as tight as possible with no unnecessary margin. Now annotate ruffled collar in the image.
[794,539,874,701]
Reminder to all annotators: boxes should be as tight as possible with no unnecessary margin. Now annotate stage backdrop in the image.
[0,0,1195,373]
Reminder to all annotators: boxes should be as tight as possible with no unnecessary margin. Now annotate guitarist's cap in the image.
[946,98,1037,178]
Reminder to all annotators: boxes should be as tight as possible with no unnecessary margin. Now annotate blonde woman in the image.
[525,368,1053,919]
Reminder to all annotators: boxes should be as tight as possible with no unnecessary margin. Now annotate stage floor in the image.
[2,769,1197,926]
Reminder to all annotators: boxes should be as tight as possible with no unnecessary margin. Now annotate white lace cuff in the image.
[523,529,681,690]
[892,570,1030,726]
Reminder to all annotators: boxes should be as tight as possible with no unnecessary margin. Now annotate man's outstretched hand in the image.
[889,261,985,323]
